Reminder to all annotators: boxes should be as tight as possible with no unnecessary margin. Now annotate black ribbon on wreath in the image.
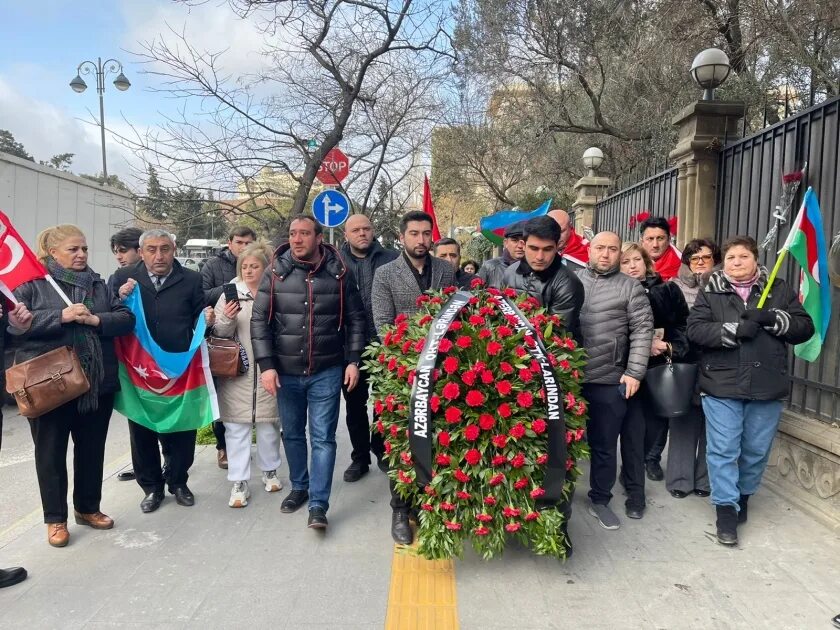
[407,291,568,505]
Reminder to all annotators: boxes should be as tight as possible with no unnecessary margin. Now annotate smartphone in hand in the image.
[222,283,239,305]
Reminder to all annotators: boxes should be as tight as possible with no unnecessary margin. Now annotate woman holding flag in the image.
[687,235,814,547]
[12,224,135,547]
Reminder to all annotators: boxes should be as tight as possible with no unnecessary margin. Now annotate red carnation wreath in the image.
[364,281,589,560]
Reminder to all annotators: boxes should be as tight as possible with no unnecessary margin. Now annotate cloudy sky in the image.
[0,0,265,189]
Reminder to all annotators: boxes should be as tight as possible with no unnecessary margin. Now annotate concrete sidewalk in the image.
[0,417,839,629]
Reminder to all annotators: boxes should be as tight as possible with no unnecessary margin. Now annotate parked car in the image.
[176,257,200,272]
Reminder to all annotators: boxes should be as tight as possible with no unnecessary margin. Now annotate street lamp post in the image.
[69,57,130,182]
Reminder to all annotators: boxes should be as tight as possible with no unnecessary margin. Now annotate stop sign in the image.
[316,147,349,185]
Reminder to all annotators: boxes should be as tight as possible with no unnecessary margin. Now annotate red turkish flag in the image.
[423,175,442,242]
[0,210,47,302]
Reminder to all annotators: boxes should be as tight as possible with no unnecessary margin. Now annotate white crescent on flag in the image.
[131,363,178,395]
[0,235,25,276]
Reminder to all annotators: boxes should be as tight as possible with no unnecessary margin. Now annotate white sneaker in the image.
[229,481,250,508]
[262,470,283,493]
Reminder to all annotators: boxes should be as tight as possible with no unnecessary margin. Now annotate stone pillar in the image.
[668,101,745,247]
[571,175,612,236]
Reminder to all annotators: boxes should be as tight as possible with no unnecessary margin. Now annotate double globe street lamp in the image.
[69,58,130,182]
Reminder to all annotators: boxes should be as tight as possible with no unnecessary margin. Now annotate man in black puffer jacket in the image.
[502,216,584,341]
[251,214,365,530]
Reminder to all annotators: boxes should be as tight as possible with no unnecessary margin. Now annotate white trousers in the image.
[223,422,283,482]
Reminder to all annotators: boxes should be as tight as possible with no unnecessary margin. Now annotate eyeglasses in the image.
[689,254,713,264]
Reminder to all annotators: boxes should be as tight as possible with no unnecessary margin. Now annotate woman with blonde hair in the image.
[212,241,283,507]
[13,224,134,547]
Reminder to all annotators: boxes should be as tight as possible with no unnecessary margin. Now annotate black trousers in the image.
[390,480,410,512]
[342,368,384,466]
[128,421,196,494]
[584,383,645,507]
[29,394,114,523]
[642,390,669,464]
[213,420,226,451]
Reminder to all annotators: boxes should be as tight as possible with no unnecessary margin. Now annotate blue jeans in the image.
[277,365,343,512]
[701,396,783,510]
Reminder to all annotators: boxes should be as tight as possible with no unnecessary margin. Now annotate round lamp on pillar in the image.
[582,147,604,177]
[690,48,731,101]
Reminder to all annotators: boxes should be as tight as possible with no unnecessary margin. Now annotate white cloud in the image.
[120,1,269,78]
[0,75,143,187]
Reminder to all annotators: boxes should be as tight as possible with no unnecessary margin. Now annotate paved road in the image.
[1,405,839,629]
[0,405,133,540]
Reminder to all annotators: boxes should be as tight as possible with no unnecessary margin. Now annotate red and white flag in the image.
[0,210,48,303]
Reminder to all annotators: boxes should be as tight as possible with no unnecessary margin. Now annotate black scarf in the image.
[45,257,104,413]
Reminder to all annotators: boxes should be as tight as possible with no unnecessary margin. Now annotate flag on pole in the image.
[782,187,832,361]
[423,175,442,242]
[0,210,48,302]
[114,288,219,432]
[479,199,552,246]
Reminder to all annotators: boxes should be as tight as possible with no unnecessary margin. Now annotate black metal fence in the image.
[716,96,840,424]
[594,167,678,240]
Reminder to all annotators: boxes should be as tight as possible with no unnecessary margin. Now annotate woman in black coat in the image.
[687,235,813,546]
[620,243,689,492]
[665,238,722,500]
[12,225,134,548]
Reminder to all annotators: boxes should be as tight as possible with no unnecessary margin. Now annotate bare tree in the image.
[115,0,452,234]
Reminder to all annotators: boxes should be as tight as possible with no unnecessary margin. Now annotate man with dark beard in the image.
[339,214,397,482]
[371,211,455,544]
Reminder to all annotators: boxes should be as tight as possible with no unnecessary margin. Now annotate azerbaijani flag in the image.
[114,288,219,432]
[783,187,832,361]
[479,199,551,245]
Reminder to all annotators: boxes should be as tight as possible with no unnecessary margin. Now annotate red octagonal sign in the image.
[316,147,349,185]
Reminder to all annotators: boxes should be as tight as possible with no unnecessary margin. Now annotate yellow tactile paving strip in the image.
[384,539,459,630]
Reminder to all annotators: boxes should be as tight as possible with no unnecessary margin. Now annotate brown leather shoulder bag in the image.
[5,346,91,418]
[207,337,242,378]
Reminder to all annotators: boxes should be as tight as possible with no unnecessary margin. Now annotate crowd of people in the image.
[0,206,814,590]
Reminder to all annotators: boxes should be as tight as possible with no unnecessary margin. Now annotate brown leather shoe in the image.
[74,510,114,530]
[217,449,228,470]
[47,523,69,547]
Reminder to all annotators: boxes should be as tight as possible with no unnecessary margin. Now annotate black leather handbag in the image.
[644,357,699,418]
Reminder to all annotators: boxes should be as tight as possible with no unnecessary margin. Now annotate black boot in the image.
[645,460,664,481]
[738,495,750,524]
[715,505,738,546]
[391,510,413,545]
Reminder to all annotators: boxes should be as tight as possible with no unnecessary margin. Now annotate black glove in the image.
[741,308,777,327]
[736,319,761,339]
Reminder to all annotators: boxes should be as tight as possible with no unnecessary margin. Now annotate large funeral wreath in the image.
[364,281,589,560]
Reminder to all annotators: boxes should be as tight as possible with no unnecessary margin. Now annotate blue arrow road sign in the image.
[312,190,351,228]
